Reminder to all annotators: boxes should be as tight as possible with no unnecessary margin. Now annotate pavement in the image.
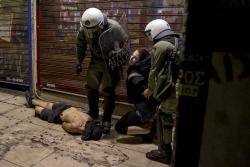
[0,88,168,167]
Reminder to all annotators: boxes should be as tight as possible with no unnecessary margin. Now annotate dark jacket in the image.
[76,19,128,68]
[126,56,151,104]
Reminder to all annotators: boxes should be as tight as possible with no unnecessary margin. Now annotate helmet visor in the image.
[83,26,101,38]
[144,30,153,41]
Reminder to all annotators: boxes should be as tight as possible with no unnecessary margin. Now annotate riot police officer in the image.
[143,19,178,164]
[76,8,129,134]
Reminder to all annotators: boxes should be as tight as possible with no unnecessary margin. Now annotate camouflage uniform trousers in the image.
[158,93,177,144]
[86,60,120,122]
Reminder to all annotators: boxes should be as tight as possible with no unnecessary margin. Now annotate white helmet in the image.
[80,7,104,28]
[144,19,174,41]
[80,8,105,38]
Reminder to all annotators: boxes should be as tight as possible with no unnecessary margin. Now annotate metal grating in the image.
[0,0,29,87]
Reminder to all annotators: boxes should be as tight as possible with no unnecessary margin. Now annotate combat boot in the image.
[146,144,172,164]
[102,121,111,134]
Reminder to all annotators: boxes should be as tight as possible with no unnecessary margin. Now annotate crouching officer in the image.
[75,8,130,134]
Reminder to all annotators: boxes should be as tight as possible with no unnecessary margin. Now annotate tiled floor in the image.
[0,88,168,167]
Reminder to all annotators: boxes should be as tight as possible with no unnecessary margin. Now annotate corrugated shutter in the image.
[0,0,29,87]
[38,0,185,102]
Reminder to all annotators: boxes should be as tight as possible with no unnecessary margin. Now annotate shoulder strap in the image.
[170,37,178,60]
[174,37,178,51]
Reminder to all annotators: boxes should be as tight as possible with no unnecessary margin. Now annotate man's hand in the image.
[76,64,82,76]
[143,88,153,99]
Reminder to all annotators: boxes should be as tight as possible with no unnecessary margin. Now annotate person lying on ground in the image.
[31,98,103,141]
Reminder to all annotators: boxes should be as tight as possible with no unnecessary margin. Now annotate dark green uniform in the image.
[148,36,177,156]
[76,19,128,127]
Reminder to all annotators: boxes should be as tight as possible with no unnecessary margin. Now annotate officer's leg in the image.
[146,111,173,164]
[102,86,115,134]
[86,85,100,119]
[86,66,102,119]
[159,112,173,154]
[102,69,120,134]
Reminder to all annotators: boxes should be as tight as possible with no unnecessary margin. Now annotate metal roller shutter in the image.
[37,0,185,102]
[0,0,29,88]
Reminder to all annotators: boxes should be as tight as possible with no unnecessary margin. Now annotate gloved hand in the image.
[143,88,153,99]
[75,64,82,76]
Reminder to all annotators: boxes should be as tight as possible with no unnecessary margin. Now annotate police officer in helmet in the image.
[76,8,129,134]
[143,19,178,164]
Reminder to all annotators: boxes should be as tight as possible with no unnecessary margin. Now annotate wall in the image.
[0,0,29,87]
[37,0,185,101]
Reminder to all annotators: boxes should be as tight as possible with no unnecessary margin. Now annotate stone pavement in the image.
[0,88,168,167]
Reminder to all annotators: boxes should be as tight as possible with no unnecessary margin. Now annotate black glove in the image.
[76,64,82,76]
